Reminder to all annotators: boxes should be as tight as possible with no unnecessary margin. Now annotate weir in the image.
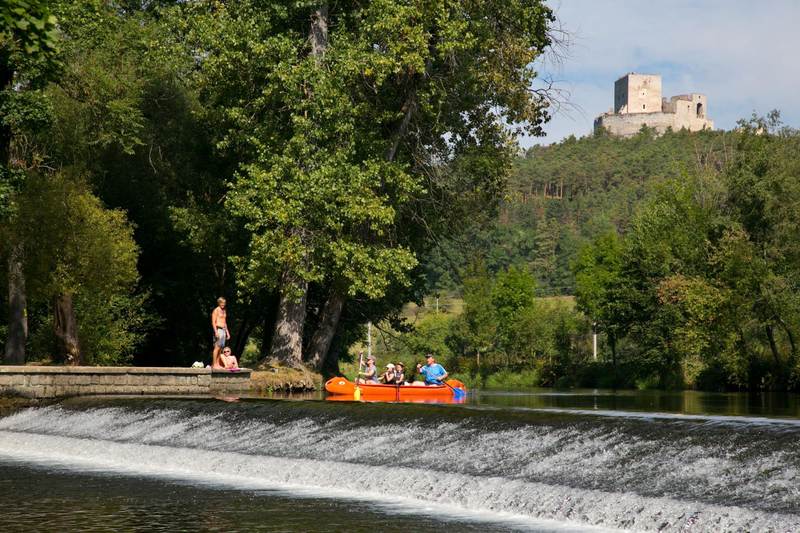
[0,366,251,398]
[0,397,798,531]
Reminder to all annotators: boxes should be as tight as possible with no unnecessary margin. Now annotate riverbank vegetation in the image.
[379,116,800,391]
[575,114,800,390]
[3,3,800,392]
[0,1,558,372]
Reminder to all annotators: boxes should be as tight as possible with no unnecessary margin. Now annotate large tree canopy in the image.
[178,0,556,368]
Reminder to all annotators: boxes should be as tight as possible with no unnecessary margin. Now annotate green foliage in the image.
[425,128,731,295]
[448,261,497,361]
[574,232,622,320]
[30,1,247,364]
[484,369,542,389]
[2,0,560,369]
[1,0,61,218]
[181,0,556,317]
[445,264,590,383]
[9,173,149,364]
[574,115,800,390]
[0,1,59,58]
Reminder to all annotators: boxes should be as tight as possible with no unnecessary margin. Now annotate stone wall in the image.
[0,366,252,399]
[594,110,714,137]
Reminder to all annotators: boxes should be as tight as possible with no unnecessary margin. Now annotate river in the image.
[0,389,798,532]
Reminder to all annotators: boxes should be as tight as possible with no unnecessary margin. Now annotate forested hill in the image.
[424,128,731,295]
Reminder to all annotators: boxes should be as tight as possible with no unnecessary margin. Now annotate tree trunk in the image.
[233,315,254,360]
[53,293,81,365]
[776,316,797,367]
[765,324,785,386]
[306,289,346,370]
[385,93,416,163]
[264,5,327,369]
[259,291,280,361]
[609,334,618,387]
[4,244,27,364]
[270,272,307,367]
[766,325,781,365]
[309,5,328,61]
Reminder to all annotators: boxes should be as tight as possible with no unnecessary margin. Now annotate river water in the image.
[0,389,798,532]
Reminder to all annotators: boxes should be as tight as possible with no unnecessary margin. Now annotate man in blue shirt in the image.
[417,354,448,385]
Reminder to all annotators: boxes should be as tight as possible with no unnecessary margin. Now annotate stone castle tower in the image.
[594,73,714,137]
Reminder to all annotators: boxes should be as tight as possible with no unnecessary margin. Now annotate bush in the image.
[484,369,542,389]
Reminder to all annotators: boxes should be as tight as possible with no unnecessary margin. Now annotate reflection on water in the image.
[0,459,528,533]
[470,388,800,419]
[290,384,800,419]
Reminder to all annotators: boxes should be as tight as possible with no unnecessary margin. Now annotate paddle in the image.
[353,352,363,401]
[439,378,466,400]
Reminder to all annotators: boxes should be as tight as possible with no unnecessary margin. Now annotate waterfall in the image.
[1,399,798,531]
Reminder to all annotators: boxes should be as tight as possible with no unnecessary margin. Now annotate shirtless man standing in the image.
[211,297,230,368]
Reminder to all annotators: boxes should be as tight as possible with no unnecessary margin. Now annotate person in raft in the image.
[357,355,379,384]
[416,354,448,386]
[394,362,406,384]
[379,363,397,384]
[220,347,239,370]
[211,297,230,368]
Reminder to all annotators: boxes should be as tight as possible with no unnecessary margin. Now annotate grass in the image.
[250,366,322,392]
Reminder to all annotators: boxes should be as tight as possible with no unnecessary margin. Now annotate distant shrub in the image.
[484,369,541,389]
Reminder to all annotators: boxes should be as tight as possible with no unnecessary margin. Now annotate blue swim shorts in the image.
[215,327,227,348]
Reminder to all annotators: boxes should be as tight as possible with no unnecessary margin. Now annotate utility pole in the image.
[592,322,598,361]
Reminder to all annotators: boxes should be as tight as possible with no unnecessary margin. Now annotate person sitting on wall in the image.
[416,354,448,386]
[220,347,239,370]
[357,356,379,384]
[379,363,396,384]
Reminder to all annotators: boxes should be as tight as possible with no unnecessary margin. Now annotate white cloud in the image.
[522,0,800,146]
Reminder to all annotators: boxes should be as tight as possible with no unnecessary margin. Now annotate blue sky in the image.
[522,0,800,147]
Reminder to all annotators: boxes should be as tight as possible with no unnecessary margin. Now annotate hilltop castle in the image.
[594,73,714,137]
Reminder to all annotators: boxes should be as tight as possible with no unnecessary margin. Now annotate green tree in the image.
[9,173,144,363]
[183,0,557,370]
[40,1,251,365]
[1,0,60,363]
[449,261,497,370]
[492,265,537,357]
[571,117,800,390]
[574,231,624,367]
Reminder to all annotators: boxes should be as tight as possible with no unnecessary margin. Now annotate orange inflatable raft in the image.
[324,377,467,401]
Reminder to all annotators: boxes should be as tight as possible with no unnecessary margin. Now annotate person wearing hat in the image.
[394,362,406,385]
[417,353,448,385]
[357,355,379,384]
[379,363,397,384]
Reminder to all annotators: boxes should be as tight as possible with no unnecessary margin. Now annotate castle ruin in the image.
[594,73,714,137]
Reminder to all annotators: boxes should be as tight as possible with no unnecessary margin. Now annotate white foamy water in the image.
[1,404,799,531]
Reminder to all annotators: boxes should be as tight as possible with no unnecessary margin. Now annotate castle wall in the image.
[614,77,628,113]
[670,94,713,131]
[595,112,677,137]
[594,111,713,137]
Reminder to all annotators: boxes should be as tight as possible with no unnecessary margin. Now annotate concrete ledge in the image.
[0,366,252,399]
[0,366,212,375]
